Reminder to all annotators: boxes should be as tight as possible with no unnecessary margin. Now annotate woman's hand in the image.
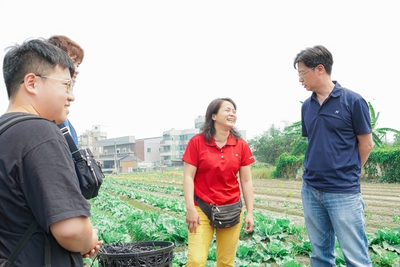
[186,207,201,234]
[243,213,254,233]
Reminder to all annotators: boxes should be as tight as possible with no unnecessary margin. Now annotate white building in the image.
[78,125,107,158]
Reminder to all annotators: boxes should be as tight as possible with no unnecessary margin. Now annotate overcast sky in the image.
[1,1,399,140]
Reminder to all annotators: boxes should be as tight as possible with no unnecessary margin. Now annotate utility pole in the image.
[171,137,173,167]
[114,139,118,173]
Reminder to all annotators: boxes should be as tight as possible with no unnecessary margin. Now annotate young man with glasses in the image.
[294,45,374,266]
[0,39,102,266]
[47,35,84,146]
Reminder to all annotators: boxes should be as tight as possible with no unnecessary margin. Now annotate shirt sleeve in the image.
[301,100,308,137]
[182,136,199,167]
[241,140,255,166]
[22,137,91,232]
[352,98,372,135]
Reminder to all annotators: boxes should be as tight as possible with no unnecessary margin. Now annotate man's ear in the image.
[22,73,38,94]
[316,64,325,74]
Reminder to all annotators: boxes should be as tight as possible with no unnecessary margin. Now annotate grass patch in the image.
[251,164,276,179]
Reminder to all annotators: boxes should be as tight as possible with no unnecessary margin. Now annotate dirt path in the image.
[252,178,400,234]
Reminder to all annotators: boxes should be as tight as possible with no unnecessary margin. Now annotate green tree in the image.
[248,123,295,165]
[368,101,400,147]
[284,101,307,156]
[392,133,400,147]
[285,120,307,156]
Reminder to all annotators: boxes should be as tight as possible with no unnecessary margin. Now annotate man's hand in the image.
[82,240,103,258]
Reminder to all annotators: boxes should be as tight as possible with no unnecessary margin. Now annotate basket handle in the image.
[90,254,100,267]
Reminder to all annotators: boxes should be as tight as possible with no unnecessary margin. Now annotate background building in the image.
[78,116,247,172]
[97,136,136,173]
[158,115,205,167]
[135,137,163,169]
[97,136,162,173]
[159,128,199,167]
[78,125,107,158]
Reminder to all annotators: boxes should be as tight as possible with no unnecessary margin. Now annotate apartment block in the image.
[159,128,199,167]
[78,125,107,158]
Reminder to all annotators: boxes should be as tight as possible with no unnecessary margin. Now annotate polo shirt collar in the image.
[311,80,343,101]
[330,81,343,97]
[207,133,237,147]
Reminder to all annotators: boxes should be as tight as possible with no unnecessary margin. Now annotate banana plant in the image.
[368,102,400,147]
[285,121,308,156]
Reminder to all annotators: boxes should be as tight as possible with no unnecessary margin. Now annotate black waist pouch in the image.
[194,195,242,228]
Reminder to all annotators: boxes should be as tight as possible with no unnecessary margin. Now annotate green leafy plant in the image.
[365,148,400,182]
[88,173,400,266]
[273,153,304,179]
[368,102,400,148]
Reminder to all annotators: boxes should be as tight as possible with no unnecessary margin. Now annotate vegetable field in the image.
[86,171,400,267]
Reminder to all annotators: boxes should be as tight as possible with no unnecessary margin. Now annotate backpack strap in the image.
[43,234,51,267]
[6,221,51,266]
[0,113,48,135]
[7,221,38,262]
[58,124,82,162]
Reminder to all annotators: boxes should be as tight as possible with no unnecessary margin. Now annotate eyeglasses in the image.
[298,67,315,78]
[20,74,74,94]
[36,74,74,94]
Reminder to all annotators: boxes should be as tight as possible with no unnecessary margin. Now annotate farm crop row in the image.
[85,173,400,267]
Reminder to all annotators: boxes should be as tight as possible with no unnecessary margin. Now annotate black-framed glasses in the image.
[20,74,74,94]
[298,67,315,78]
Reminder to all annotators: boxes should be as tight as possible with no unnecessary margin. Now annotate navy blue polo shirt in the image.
[301,81,372,193]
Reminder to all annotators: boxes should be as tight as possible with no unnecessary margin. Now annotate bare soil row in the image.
[113,175,400,234]
[102,175,400,267]
[252,178,400,234]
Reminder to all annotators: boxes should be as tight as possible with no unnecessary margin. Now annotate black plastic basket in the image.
[97,241,174,267]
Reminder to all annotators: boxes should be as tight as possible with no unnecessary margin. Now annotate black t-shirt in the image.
[0,113,91,266]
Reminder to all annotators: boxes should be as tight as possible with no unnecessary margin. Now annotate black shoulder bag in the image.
[194,195,242,228]
[58,125,104,199]
[0,113,104,199]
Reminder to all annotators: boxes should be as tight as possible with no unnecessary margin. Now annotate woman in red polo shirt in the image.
[183,97,255,267]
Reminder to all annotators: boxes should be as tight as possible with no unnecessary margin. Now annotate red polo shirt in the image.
[182,133,255,206]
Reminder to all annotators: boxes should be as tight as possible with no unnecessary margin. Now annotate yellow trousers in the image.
[186,206,243,267]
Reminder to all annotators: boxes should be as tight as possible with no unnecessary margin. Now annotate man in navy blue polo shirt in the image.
[293,45,374,267]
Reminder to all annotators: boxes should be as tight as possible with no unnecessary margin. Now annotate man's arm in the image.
[50,216,99,255]
[357,133,374,167]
